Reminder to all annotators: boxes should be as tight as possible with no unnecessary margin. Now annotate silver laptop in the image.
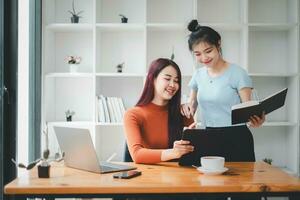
[53,126,136,174]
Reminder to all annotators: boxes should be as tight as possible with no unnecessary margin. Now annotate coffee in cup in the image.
[200,156,225,171]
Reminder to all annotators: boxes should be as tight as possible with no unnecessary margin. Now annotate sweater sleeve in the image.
[123,109,162,164]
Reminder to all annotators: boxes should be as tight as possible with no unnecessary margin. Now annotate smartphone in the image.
[113,170,142,179]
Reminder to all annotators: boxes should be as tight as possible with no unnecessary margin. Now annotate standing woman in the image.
[124,58,195,164]
[181,19,265,162]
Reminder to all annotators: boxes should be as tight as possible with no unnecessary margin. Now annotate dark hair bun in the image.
[188,19,200,32]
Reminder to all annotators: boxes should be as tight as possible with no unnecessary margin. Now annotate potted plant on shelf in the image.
[119,14,128,23]
[12,123,64,178]
[66,55,81,73]
[65,109,75,121]
[116,62,125,73]
[68,0,83,23]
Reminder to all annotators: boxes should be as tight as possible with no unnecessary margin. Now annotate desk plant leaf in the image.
[26,159,41,170]
[68,0,83,18]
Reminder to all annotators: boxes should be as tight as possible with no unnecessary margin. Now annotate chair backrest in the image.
[124,142,133,162]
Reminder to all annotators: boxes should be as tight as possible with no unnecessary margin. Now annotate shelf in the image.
[147,23,243,31]
[96,23,144,32]
[46,23,93,32]
[45,73,93,78]
[248,23,297,31]
[249,73,299,77]
[147,23,186,31]
[96,122,123,126]
[48,121,94,126]
[95,73,144,77]
[200,23,243,31]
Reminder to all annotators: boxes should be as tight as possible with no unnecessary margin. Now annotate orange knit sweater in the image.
[123,102,194,164]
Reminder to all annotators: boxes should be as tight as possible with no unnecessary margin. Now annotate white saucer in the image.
[197,167,228,175]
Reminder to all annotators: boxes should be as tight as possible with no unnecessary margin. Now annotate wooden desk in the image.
[4,162,300,199]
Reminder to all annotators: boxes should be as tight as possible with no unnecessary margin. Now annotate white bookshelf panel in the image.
[197,0,242,23]
[46,24,93,32]
[44,77,94,122]
[251,76,297,123]
[147,29,194,76]
[96,29,145,74]
[248,0,298,23]
[96,0,146,23]
[248,27,298,74]
[96,77,144,110]
[95,125,126,161]
[252,126,298,174]
[147,0,194,23]
[44,0,93,24]
[217,29,243,69]
[44,31,93,73]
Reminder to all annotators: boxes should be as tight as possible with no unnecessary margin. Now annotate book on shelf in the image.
[231,88,288,125]
[96,95,126,123]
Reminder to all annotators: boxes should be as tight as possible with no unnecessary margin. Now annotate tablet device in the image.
[178,128,226,166]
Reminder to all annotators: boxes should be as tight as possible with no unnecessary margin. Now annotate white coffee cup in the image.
[200,156,225,171]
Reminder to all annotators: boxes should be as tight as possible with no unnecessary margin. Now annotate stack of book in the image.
[96,95,126,123]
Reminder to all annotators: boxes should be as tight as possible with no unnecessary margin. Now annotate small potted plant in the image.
[68,0,83,23]
[66,55,81,73]
[119,14,128,23]
[65,109,75,121]
[263,158,273,165]
[116,62,125,73]
[12,123,64,178]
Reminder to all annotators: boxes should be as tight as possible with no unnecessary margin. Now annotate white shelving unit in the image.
[42,0,300,174]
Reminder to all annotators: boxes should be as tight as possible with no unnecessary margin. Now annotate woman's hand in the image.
[172,140,194,159]
[183,121,197,130]
[248,112,266,128]
[161,140,194,161]
[180,101,196,118]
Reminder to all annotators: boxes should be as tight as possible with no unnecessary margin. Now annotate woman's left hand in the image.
[248,112,265,128]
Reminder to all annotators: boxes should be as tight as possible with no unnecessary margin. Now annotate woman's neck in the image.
[208,58,228,75]
[151,97,168,106]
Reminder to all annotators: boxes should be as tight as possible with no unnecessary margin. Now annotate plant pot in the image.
[66,116,72,121]
[38,165,50,178]
[71,15,79,23]
[121,17,128,23]
[69,64,79,73]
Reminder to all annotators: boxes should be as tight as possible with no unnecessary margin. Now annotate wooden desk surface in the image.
[4,162,300,195]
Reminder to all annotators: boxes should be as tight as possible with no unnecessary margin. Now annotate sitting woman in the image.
[124,58,195,164]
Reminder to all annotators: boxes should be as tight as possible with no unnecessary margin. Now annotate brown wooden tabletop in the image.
[4,162,300,198]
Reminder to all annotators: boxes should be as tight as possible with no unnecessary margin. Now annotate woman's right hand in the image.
[180,101,196,118]
[161,140,194,161]
[172,140,194,158]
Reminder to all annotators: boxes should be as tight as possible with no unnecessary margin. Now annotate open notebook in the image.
[231,88,288,125]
